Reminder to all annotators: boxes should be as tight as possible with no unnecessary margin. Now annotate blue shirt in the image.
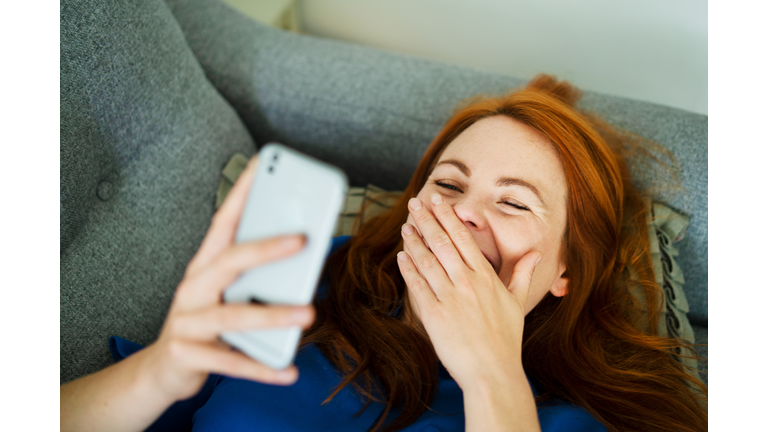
[110,236,606,431]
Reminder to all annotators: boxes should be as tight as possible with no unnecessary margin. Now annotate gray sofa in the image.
[61,0,708,387]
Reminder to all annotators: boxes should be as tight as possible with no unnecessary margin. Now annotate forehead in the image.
[438,116,567,203]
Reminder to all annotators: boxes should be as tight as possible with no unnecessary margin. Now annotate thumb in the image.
[506,251,543,304]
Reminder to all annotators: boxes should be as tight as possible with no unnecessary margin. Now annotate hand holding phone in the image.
[222,143,348,369]
[128,154,315,403]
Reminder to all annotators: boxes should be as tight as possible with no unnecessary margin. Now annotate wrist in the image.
[131,343,184,405]
[463,363,528,399]
[456,355,526,393]
[462,365,540,432]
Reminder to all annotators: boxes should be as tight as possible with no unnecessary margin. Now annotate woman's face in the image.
[405,115,570,315]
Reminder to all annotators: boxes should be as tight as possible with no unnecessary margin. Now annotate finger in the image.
[169,304,315,341]
[178,235,305,307]
[406,198,468,281]
[401,221,453,298]
[187,155,260,275]
[170,340,299,385]
[507,251,543,306]
[396,250,439,309]
[428,193,490,272]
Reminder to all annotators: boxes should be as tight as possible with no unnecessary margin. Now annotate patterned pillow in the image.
[334,184,401,237]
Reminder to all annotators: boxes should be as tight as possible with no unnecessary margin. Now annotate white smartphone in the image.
[221,143,348,369]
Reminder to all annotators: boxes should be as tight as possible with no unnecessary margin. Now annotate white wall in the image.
[298,0,707,115]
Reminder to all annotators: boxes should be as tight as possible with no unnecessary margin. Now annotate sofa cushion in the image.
[60,0,257,383]
[166,0,706,326]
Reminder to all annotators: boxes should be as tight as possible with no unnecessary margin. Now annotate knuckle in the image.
[405,264,421,278]
[400,258,416,273]
[453,228,474,244]
[224,244,265,272]
[405,233,422,248]
[481,269,498,284]
[220,354,241,373]
[239,361,271,381]
[431,233,452,248]
[415,211,433,224]
[412,277,430,292]
[419,254,438,269]
[437,205,454,219]
[453,273,472,288]
[215,307,239,329]
[265,308,289,326]
[241,242,268,262]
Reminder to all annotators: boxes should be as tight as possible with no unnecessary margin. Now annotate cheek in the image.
[498,238,564,315]
[495,228,554,282]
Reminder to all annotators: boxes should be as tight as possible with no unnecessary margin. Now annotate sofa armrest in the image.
[165,0,706,326]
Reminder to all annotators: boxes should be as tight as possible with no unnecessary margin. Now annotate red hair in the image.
[302,75,707,432]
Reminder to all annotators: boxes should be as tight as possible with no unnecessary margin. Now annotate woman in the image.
[60,75,707,432]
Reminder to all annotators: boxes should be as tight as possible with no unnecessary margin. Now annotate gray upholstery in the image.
[60,0,256,383]
[167,0,707,326]
[61,0,707,385]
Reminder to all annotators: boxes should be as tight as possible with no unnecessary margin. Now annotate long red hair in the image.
[302,75,707,432]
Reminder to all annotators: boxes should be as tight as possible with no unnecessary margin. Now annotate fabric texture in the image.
[165,0,706,326]
[60,0,257,383]
[60,0,707,386]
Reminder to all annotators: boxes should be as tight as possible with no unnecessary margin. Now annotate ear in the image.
[549,261,569,297]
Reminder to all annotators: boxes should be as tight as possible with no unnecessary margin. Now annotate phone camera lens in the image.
[273,154,279,161]
[268,166,274,173]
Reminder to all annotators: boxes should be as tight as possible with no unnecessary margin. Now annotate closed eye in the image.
[435,181,530,211]
[435,181,461,192]
[501,199,530,211]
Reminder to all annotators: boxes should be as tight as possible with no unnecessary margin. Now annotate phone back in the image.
[222,143,347,369]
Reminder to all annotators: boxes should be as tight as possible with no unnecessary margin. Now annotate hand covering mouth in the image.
[419,233,497,273]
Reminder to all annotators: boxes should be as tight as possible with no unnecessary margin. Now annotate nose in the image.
[450,198,487,231]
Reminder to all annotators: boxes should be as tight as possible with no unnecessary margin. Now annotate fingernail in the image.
[534,253,543,267]
[430,193,443,205]
[402,223,414,235]
[397,251,408,262]
[408,198,423,211]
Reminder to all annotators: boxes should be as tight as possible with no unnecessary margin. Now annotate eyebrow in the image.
[436,159,546,206]
[437,160,471,177]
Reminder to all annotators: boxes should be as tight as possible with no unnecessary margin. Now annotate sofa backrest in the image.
[168,0,707,326]
[61,0,707,384]
[60,0,258,383]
